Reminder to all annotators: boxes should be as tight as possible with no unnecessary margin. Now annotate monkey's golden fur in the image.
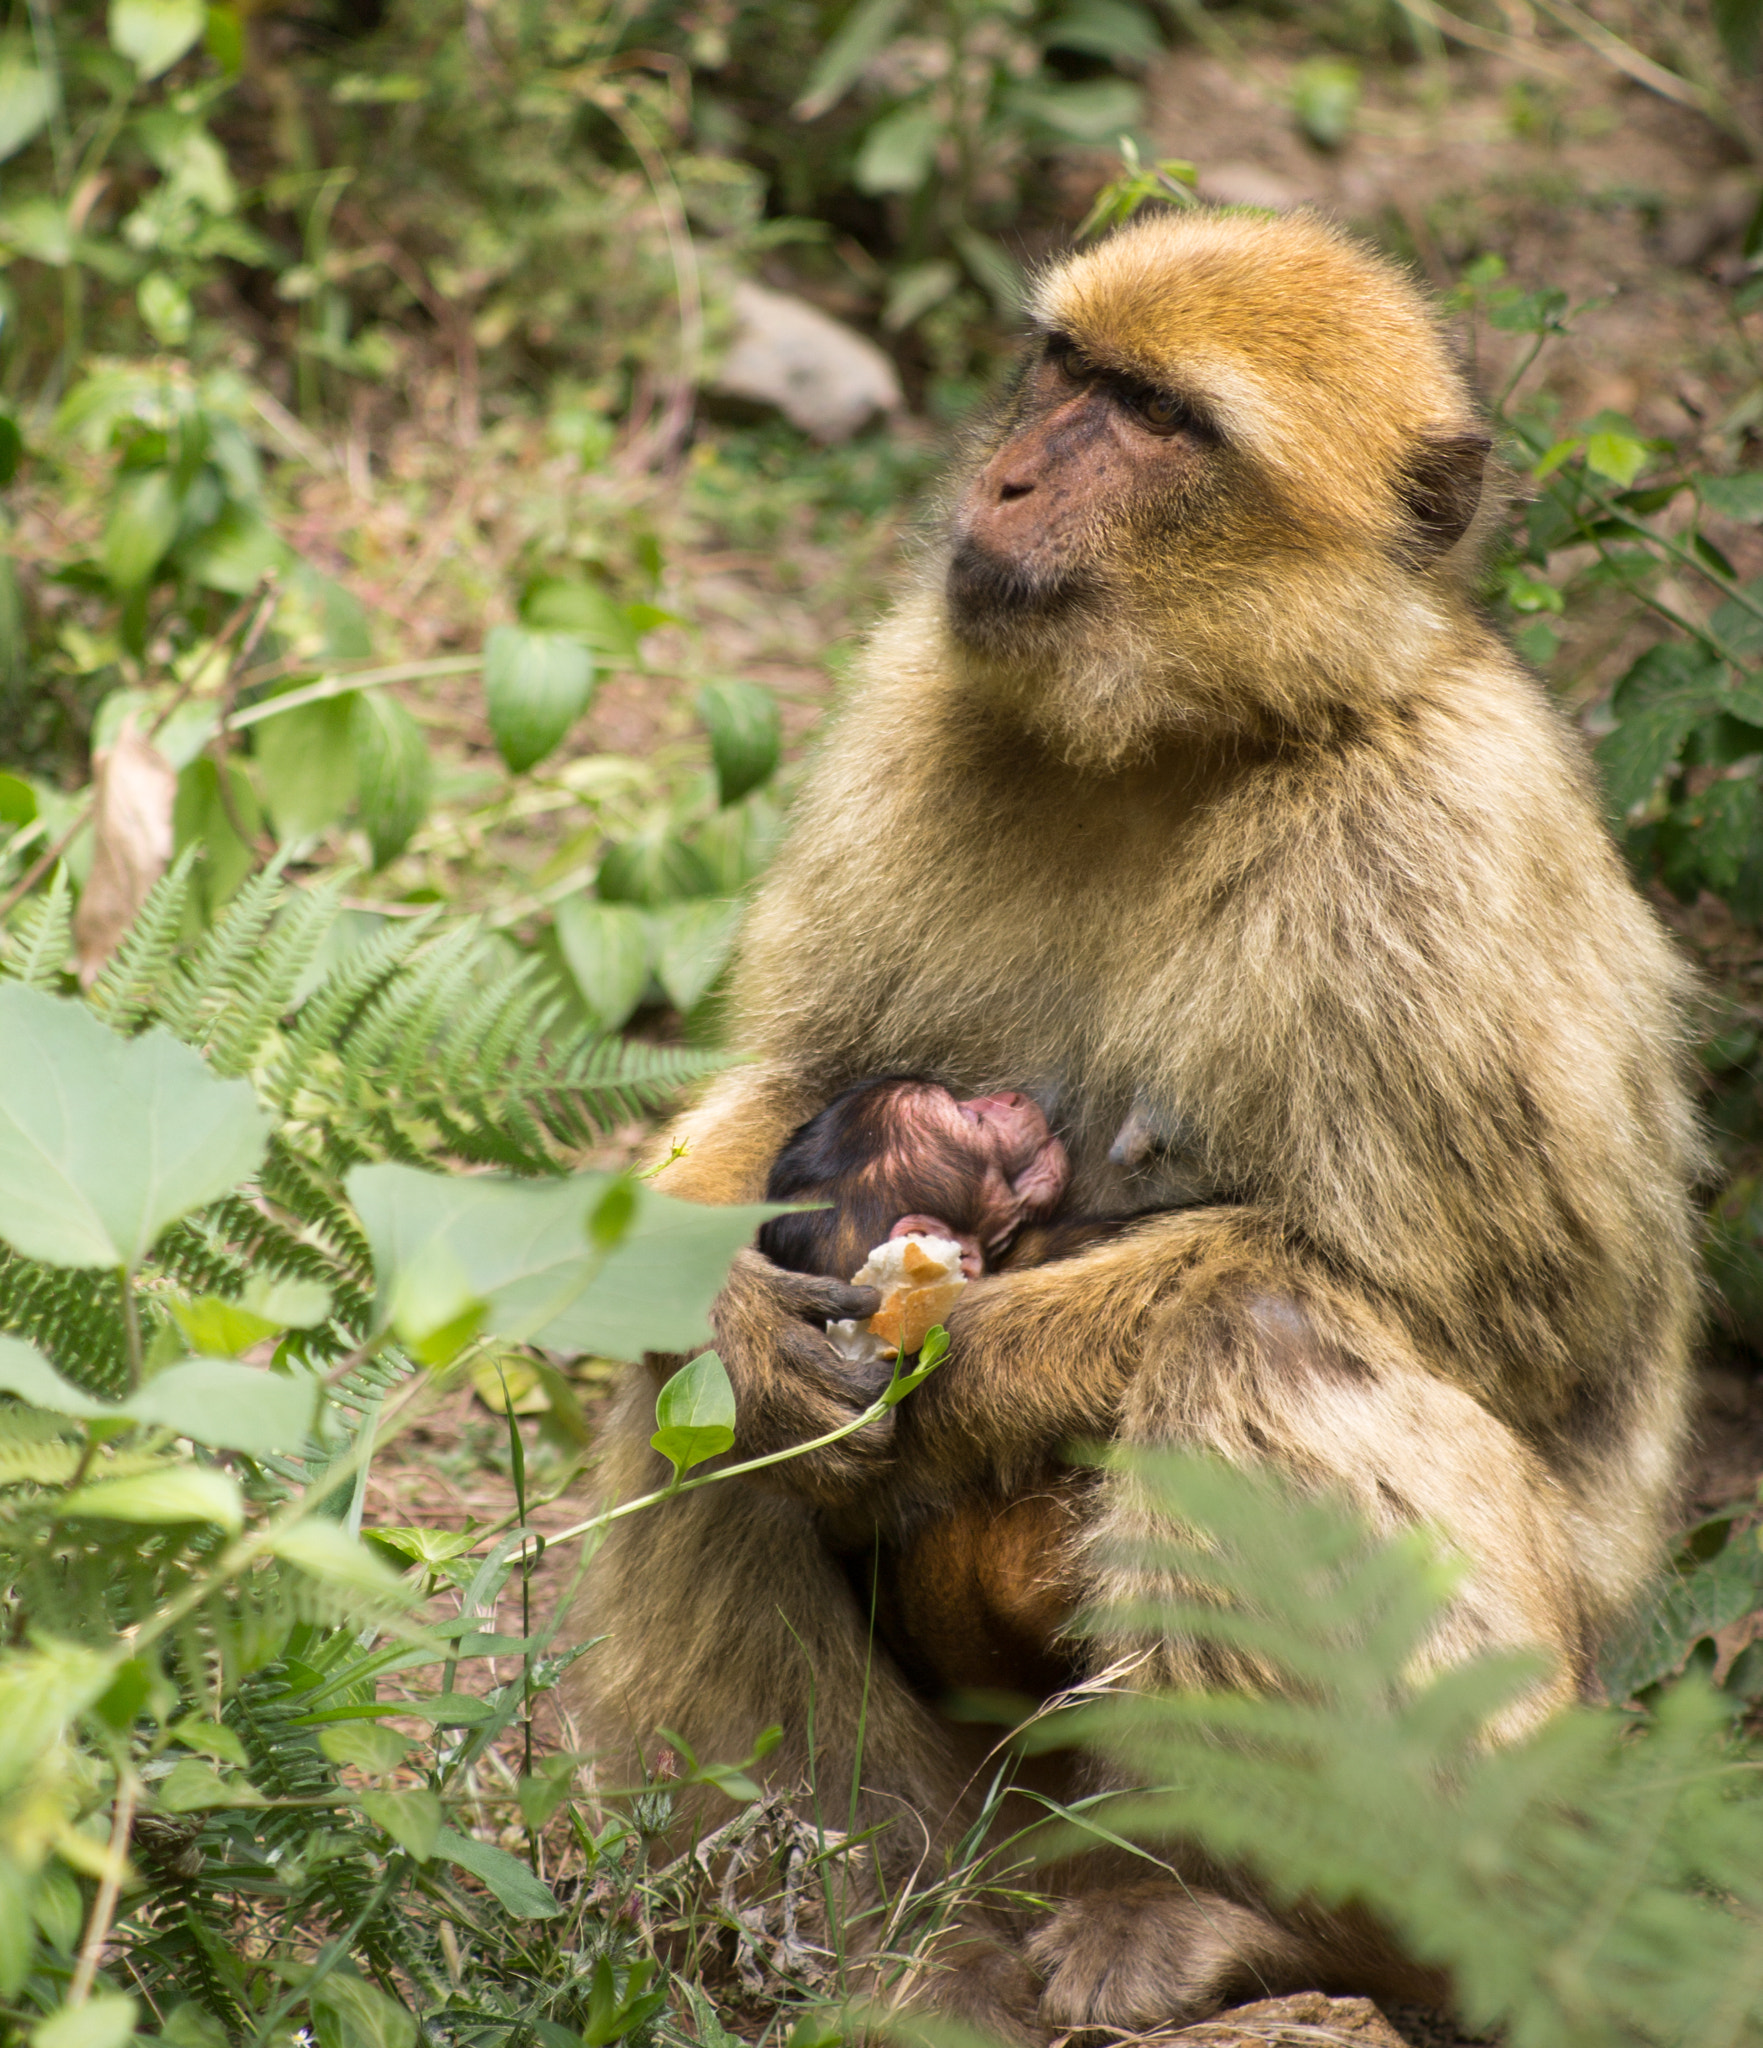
[567,210,1700,2034]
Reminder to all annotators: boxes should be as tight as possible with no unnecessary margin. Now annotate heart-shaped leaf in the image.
[109,0,204,77]
[697,679,781,806]
[0,982,269,1271]
[483,624,597,774]
[553,896,651,1031]
[353,692,433,868]
[651,1350,736,1476]
[650,898,742,1014]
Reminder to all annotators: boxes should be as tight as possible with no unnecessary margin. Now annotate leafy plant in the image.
[0,880,950,2043]
[1034,1449,1763,2048]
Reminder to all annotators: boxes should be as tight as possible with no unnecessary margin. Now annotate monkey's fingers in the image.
[796,1278,882,1325]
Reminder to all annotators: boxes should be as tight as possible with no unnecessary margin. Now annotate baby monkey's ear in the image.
[889,1215,984,1278]
[1395,430,1491,565]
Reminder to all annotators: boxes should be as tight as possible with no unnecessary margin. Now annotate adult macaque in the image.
[570,209,1699,2033]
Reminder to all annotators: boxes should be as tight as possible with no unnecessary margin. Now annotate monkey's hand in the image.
[709,1249,893,1496]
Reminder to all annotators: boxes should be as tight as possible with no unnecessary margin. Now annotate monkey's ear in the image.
[1394,431,1492,565]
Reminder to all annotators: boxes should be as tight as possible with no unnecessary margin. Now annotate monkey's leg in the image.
[1024,1260,1584,2030]
[565,1372,1050,2040]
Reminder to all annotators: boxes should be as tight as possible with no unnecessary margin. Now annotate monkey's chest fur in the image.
[833,1469,1094,1701]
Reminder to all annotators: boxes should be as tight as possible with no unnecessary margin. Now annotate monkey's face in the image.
[886,1085,1070,1274]
[947,333,1217,647]
[937,209,1494,762]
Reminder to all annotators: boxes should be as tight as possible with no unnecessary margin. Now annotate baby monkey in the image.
[756,1074,1117,1281]
[758,1075,1066,1281]
[757,1075,1133,1701]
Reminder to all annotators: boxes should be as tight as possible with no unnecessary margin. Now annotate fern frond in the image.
[86,846,199,1030]
[204,872,350,1077]
[0,1249,130,1396]
[157,861,290,1044]
[4,864,73,988]
[1057,1452,1763,2048]
[266,910,438,1110]
[563,1035,727,1131]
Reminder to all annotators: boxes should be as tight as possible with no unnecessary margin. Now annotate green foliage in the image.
[1048,1450,1763,2048]
[0,886,921,2044]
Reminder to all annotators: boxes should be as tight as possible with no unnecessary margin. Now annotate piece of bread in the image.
[826,1234,966,1365]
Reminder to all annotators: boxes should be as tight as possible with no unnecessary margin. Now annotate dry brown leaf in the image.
[73,718,177,987]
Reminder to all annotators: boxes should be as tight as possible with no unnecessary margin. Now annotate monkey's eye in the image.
[1047,336,1093,385]
[1132,389,1189,436]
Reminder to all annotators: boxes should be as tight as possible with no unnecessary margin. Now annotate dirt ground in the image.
[351,25,1763,2043]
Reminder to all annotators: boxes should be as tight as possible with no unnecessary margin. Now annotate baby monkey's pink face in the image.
[887,1084,1070,1276]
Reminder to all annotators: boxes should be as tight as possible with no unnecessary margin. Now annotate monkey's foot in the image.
[1026,1885,1305,2033]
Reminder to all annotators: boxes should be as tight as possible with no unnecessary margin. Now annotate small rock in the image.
[714,280,902,443]
[1170,1990,1410,2045]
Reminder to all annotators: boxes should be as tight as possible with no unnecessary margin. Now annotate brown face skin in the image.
[946,333,1216,645]
[756,1077,1070,1282]
[887,1084,1071,1276]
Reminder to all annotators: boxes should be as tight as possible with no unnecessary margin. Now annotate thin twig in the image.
[69,1772,138,2005]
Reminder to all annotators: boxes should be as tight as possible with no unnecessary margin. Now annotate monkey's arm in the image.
[650,1062,818,1203]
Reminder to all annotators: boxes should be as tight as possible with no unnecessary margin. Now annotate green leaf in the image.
[109,0,205,76]
[883,258,960,333]
[362,1787,441,1860]
[319,1722,415,1774]
[0,1332,129,1419]
[651,1350,736,1474]
[173,755,261,914]
[597,825,716,907]
[0,982,270,1271]
[349,1163,605,1349]
[854,101,943,196]
[1602,1528,1763,1699]
[1291,57,1358,147]
[589,1176,637,1251]
[168,1273,332,1356]
[309,1974,416,2048]
[1488,286,1567,334]
[1012,77,1143,144]
[103,468,181,593]
[517,577,643,664]
[35,1992,139,2048]
[352,692,432,868]
[62,1467,243,1531]
[794,0,910,118]
[1041,0,1162,62]
[158,1757,262,1810]
[553,897,652,1031]
[434,1826,562,1917]
[1698,471,1763,522]
[650,898,742,1014]
[350,1162,779,1364]
[534,1186,784,1360]
[1595,703,1701,815]
[0,53,51,165]
[268,1521,410,1602]
[254,694,359,840]
[882,1321,950,1404]
[698,678,781,807]
[138,271,193,347]
[128,1357,319,1454]
[1584,430,1650,488]
[0,1339,317,1451]
[483,625,597,774]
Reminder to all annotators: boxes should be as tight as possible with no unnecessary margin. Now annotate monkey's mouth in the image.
[945,535,1095,641]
